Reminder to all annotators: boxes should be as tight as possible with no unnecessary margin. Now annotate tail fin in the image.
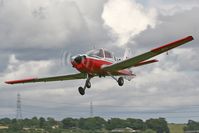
[123,48,132,60]
[123,48,134,81]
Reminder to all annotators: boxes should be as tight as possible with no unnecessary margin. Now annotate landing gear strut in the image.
[78,75,92,95]
[86,80,91,88]
[107,72,124,87]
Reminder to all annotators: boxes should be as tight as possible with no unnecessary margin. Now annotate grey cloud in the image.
[129,7,199,51]
[0,0,87,49]
[0,0,111,60]
[126,7,199,73]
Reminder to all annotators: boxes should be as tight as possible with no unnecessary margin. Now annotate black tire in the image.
[78,87,85,95]
[118,77,124,86]
[86,81,91,88]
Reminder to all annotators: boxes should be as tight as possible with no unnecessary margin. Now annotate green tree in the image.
[126,118,146,130]
[106,118,128,130]
[44,117,58,131]
[22,118,33,128]
[185,120,199,131]
[78,117,106,130]
[62,118,78,129]
[47,117,57,126]
[146,118,169,133]
[31,117,40,128]
[0,118,11,125]
[39,117,46,128]
[8,119,23,131]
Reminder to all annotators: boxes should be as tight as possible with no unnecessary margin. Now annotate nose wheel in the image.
[78,75,92,95]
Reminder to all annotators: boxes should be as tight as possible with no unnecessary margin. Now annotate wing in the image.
[5,73,86,84]
[102,36,194,71]
[133,59,159,67]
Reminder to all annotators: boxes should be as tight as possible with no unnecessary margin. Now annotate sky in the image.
[0,0,199,123]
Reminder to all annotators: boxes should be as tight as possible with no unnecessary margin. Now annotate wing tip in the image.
[151,35,194,52]
[187,36,194,41]
[5,81,13,84]
[4,78,37,84]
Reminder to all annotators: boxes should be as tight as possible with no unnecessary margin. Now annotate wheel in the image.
[78,87,85,95]
[86,81,91,88]
[118,77,124,86]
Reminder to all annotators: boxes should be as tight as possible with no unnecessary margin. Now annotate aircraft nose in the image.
[74,55,86,64]
[74,56,82,64]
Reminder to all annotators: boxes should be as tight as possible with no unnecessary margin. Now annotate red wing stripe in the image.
[5,78,37,84]
[134,59,158,67]
[151,36,194,52]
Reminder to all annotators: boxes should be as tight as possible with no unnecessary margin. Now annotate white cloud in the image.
[3,54,55,81]
[171,48,199,71]
[102,0,157,46]
[0,0,89,49]
[148,0,199,15]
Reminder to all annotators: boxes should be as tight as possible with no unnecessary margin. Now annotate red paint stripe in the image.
[118,69,134,76]
[151,36,194,52]
[5,78,37,84]
[134,59,158,67]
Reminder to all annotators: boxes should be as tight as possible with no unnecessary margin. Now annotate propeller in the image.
[60,50,92,70]
[61,51,73,67]
[74,55,86,64]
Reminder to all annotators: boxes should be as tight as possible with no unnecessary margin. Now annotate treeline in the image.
[63,117,169,132]
[0,117,170,133]
[184,120,199,131]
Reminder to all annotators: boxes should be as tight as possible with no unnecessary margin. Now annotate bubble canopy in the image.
[86,48,114,59]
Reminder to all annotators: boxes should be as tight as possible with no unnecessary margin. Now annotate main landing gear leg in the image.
[78,75,92,95]
[108,73,124,86]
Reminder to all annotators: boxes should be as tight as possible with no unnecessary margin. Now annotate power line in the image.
[18,97,199,120]
[21,97,199,109]
[21,97,199,115]
[20,103,199,116]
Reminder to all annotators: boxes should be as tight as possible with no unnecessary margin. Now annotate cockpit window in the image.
[87,49,104,58]
[104,51,113,58]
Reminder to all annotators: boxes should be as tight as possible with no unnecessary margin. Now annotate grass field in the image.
[169,123,186,133]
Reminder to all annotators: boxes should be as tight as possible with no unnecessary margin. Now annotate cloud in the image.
[102,0,157,46]
[0,0,88,49]
[0,0,113,69]
[0,0,199,123]
[148,0,199,15]
[128,7,199,53]
[125,5,199,113]
[2,54,55,81]
[0,0,110,53]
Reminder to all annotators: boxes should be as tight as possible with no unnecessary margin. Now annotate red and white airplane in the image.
[5,36,194,95]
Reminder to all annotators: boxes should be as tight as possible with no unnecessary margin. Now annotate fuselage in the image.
[71,48,133,76]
